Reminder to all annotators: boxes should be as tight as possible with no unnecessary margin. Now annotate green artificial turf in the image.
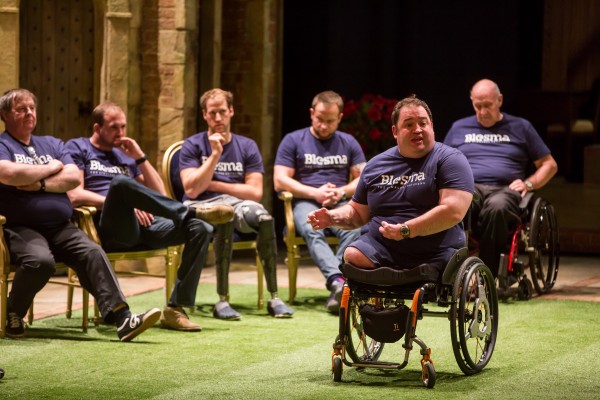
[1,283,600,399]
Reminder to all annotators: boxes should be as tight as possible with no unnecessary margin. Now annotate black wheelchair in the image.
[495,192,560,300]
[331,248,498,388]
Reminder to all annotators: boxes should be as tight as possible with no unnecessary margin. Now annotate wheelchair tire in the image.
[529,198,559,295]
[332,356,343,382]
[344,295,385,363]
[450,257,498,375]
[422,362,436,388]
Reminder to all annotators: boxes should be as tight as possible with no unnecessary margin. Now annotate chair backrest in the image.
[162,140,185,201]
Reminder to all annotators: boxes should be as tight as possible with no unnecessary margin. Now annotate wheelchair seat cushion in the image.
[340,263,440,286]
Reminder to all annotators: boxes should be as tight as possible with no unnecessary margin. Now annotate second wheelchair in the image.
[495,192,560,300]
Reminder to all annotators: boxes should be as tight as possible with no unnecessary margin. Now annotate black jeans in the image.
[472,184,521,276]
[98,175,212,307]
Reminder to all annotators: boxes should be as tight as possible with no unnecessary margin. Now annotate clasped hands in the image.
[314,182,344,208]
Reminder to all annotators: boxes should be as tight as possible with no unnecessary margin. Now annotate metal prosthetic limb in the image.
[214,221,234,300]
[257,215,279,295]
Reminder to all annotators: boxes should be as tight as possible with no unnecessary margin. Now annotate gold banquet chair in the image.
[277,191,340,304]
[1,212,91,338]
[162,141,265,308]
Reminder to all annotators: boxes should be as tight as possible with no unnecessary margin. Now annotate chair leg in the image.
[81,288,89,333]
[288,248,299,305]
[0,272,7,338]
[66,268,76,319]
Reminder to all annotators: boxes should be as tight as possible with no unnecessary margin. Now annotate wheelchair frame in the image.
[331,248,498,388]
[497,192,560,300]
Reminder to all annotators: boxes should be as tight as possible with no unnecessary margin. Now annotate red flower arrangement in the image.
[339,94,398,160]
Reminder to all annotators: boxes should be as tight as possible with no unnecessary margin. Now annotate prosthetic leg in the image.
[213,221,241,320]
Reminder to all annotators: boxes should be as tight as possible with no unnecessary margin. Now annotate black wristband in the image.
[135,155,147,165]
[39,179,46,192]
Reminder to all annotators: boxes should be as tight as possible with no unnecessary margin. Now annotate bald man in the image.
[444,79,558,277]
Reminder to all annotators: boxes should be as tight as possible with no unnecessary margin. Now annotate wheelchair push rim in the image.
[450,257,498,375]
[344,294,385,364]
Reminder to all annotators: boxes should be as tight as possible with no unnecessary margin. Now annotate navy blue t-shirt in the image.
[274,128,366,188]
[354,142,474,258]
[179,132,264,201]
[444,113,550,185]
[0,131,75,228]
[65,137,140,197]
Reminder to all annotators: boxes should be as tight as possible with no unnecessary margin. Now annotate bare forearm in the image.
[181,156,220,199]
[0,160,62,186]
[274,174,319,200]
[138,163,166,195]
[328,203,364,229]
[44,164,81,193]
[208,180,262,202]
[68,187,106,208]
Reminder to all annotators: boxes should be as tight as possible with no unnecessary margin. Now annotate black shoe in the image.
[5,312,25,338]
[325,279,345,314]
[117,308,161,342]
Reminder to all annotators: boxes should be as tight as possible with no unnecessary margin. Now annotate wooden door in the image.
[19,0,95,141]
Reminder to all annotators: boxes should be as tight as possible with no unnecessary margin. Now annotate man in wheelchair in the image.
[307,95,473,275]
[308,96,497,386]
[444,79,558,285]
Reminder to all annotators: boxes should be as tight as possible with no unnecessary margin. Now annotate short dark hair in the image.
[390,95,433,126]
[0,88,37,122]
[311,90,344,113]
[92,102,124,126]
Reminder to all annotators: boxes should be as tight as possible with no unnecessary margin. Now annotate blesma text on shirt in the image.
[303,153,348,166]
[378,172,425,187]
[464,133,510,143]
[201,156,244,172]
[14,153,54,165]
[89,160,130,176]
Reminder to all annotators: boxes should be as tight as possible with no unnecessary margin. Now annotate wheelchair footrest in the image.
[350,361,406,370]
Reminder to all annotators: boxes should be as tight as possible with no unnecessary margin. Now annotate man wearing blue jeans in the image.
[66,102,233,331]
[274,91,366,313]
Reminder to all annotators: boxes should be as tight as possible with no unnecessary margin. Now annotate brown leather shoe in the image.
[160,306,202,331]
[194,204,234,225]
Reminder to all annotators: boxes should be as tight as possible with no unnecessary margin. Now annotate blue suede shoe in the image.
[267,298,294,318]
[213,300,241,320]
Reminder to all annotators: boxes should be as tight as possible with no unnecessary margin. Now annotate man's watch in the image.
[340,190,347,202]
[524,180,534,191]
[400,223,410,239]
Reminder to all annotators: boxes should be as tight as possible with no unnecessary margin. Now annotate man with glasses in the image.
[0,88,160,341]
[274,91,366,313]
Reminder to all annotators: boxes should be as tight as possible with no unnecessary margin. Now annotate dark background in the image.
[281,0,544,141]
[275,0,545,241]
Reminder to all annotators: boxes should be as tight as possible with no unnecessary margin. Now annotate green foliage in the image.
[2,285,600,399]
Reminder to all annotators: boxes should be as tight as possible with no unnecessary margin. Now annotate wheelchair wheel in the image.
[529,198,559,295]
[332,356,343,382]
[345,295,385,363]
[422,362,436,388]
[517,278,533,301]
[450,257,498,375]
